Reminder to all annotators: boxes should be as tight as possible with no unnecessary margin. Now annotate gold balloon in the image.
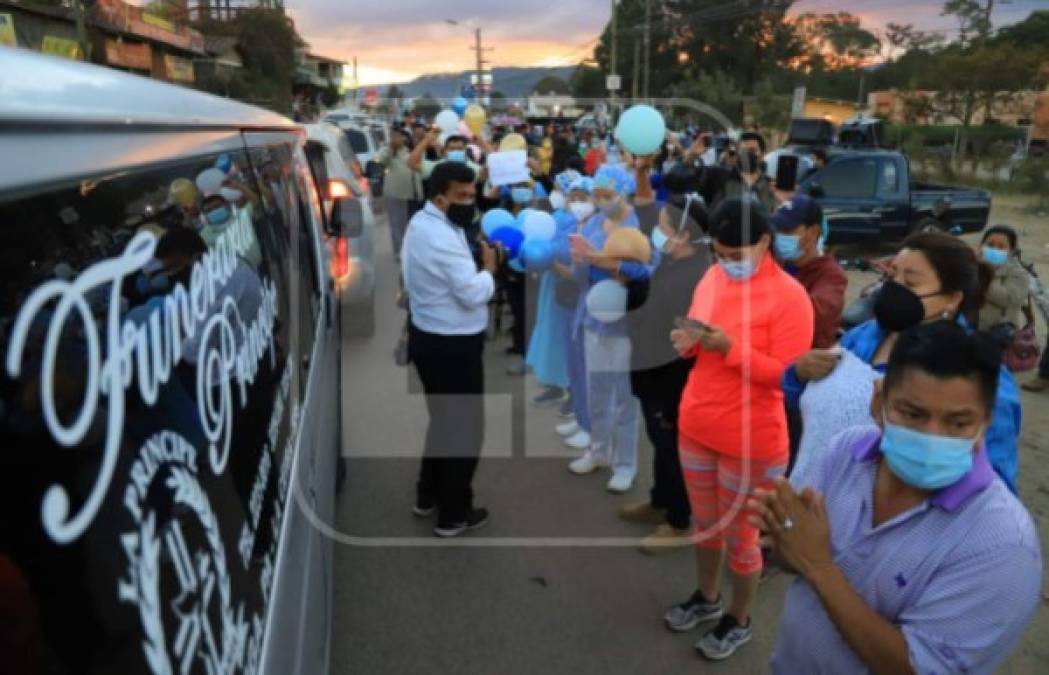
[169,177,200,208]
[603,227,652,264]
[499,132,527,152]
[464,104,487,136]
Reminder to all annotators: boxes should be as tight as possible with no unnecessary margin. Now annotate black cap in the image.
[710,197,770,247]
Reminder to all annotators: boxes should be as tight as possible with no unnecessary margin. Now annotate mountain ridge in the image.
[368,66,577,100]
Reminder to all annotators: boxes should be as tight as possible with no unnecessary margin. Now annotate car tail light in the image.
[332,236,350,280]
[329,178,352,200]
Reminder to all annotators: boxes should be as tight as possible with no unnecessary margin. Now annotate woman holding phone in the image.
[664,198,813,661]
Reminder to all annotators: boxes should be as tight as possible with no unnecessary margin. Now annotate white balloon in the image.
[435,109,460,133]
[195,167,226,197]
[522,211,557,242]
[586,279,628,324]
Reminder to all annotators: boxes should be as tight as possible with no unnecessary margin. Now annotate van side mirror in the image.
[330,197,364,238]
[807,182,826,199]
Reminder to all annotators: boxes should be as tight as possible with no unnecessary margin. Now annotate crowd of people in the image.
[389,115,1045,670]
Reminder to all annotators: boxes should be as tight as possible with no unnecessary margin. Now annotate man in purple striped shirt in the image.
[752,322,1042,673]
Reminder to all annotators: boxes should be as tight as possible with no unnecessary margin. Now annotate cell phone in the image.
[675,316,710,333]
[775,154,800,191]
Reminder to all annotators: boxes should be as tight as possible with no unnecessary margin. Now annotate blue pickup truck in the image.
[799,149,992,244]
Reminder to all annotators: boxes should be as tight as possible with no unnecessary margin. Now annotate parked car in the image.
[800,149,992,243]
[325,119,387,197]
[0,46,343,675]
[305,122,378,336]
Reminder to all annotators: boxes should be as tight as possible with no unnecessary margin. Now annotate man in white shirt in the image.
[402,161,498,537]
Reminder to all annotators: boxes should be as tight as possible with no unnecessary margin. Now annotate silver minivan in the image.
[0,47,346,675]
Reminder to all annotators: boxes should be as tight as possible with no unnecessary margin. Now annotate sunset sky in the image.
[284,0,1043,86]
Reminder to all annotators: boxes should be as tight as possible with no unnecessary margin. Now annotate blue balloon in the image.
[481,208,515,237]
[553,209,577,234]
[515,208,540,230]
[586,279,628,323]
[489,226,524,259]
[615,104,667,156]
[453,97,469,116]
[216,153,233,174]
[521,239,554,271]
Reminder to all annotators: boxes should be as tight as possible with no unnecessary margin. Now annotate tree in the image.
[942,0,1005,44]
[570,64,607,99]
[216,9,300,114]
[662,0,803,91]
[992,10,1049,51]
[749,79,790,136]
[795,12,881,71]
[883,22,944,60]
[671,69,744,126]
[532,76,571,95]
[414,93,441,120]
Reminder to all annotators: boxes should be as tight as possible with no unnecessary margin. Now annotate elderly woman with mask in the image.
[566,164,642,493]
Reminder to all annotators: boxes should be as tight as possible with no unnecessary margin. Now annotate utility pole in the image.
[609,0,618,106]
[643,0,651,100]
[352,57,359,103]
[473,28,493,105]
[74,0,93,62]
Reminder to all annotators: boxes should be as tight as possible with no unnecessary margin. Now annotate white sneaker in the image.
[568,451,608,475]
[556,420,580,437]
[606,470,635,494]
[563,430,591,449]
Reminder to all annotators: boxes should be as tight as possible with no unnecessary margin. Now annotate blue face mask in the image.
[511,187,534,205]
[446,150,467,163]
[982,246,1009,267]
[205,206,230,226]
[718,257,759,282]
[880,417,978,490]
[651,227,670,253]
[774,233,802,261]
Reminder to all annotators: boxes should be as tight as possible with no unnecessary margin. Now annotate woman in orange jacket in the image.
[663,198,814,661]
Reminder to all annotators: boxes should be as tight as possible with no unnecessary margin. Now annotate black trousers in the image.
[409,324,486,523]
[631,361,692,530]
[505,270,526,354]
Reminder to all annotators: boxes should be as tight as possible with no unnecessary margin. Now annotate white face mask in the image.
[549,190,566,211]
[569,201,595,222]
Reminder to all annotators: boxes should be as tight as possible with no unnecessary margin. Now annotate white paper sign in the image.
[486,150,530,187]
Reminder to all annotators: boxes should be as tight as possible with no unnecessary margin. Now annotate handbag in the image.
[1003,298,1041,373]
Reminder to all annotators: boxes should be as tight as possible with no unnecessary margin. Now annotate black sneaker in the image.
[434,508,490,537]
[695,614,753,660]
[663,590,724,633]
[412,496,436,518]
[558,398,575,418]
[533,387,567,407]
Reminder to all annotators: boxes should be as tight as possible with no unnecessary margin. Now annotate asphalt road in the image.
[330,213,1047,675]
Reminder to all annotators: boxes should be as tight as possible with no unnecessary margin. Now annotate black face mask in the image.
[445,202,476,229]
[873,280,935,332]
